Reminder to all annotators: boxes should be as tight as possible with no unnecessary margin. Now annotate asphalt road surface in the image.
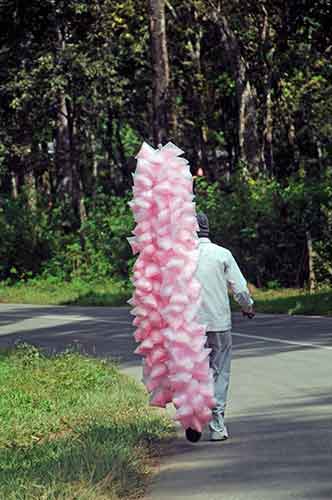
[0,304,332,500]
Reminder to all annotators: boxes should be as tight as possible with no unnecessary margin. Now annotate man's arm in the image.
[224,252,255,317]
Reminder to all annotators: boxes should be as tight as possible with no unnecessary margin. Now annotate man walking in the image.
[187,212,254,442]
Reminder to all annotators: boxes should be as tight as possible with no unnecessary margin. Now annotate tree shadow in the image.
[0,421,160,498]
[232,312,332,357]
[0,304,131,326]
[1,306,332,498]
[153,392,332,500]
[0,305,139,365]
[0,308,332,365]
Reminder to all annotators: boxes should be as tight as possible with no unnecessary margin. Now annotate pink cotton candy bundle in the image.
[128,141,215,432]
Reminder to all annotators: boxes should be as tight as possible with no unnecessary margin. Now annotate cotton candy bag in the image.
[128,142,215,432]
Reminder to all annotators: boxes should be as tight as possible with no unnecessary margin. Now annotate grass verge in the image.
[0,278,132,306]
[0,344,173,500]
[0,278,331,316]
[252,287,332,316]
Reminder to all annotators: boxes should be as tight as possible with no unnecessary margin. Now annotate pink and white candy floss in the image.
[128,142,215,433]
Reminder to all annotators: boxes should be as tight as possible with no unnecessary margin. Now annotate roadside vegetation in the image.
[0,277,132,306]
[1,277,331,316]
[251,287,332,316]
[0,344,173,500]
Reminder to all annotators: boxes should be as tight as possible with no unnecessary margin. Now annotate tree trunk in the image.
[105,106,114,166]
[315,134,324,173]
[71,112,87,226]
[24,139,38,213]
[56,92,73,201]
[149,0,170,146]
[10,170,18,199]
[168,81,178,139]
[210,8,260,174]
[306,230,316,292]
[263,83,274,174]
[90,130,98,203]
[55,25,72,202]
[261,6,274,175]
[238,77,260,172]
[288,121,300,171]
[187,16,209,174]
[24,167,37,212]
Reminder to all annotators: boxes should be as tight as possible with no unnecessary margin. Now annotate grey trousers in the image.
[206,330,232,431]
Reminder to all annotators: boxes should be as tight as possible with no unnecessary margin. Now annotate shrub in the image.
[0,193,135,283]
[195,175,332,288]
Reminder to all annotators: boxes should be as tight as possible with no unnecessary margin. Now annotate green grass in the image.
[1,277,331,316]
[0,345,173,500]
[0,278,132,306]
[252,287,332,316]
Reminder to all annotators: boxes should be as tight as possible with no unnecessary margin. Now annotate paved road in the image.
[0,304,332,500]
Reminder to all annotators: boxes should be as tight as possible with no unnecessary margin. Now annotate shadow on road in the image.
[233,313,332,351]
[1,307,332,365]
[153,399,332,500]
[0,305,139,365]
[1,305,332,499]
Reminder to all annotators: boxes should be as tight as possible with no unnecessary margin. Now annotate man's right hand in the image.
[242,308,255,319]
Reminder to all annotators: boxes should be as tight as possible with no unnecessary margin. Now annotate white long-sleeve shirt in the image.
[195,238,253,332]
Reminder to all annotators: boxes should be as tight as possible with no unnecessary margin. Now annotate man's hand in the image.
[242,308,255,319]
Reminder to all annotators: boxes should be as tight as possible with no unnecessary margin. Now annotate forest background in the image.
[1,0,331,304]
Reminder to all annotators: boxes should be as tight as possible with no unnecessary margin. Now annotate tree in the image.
[206,1,261,174]
[149,0,171,145]
[1,0,331,286]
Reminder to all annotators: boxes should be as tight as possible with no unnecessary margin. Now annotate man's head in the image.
[196,212,209,238]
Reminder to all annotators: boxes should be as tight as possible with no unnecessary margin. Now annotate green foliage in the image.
[81,194,135,279]
[252,287,332,316]
[0,345,173,498]
[0,193,134,283]
[0,276,132,306]
[0,197,53,281]
[265,280,281,291]
[196,175,332,288]
[1,0,332,293]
